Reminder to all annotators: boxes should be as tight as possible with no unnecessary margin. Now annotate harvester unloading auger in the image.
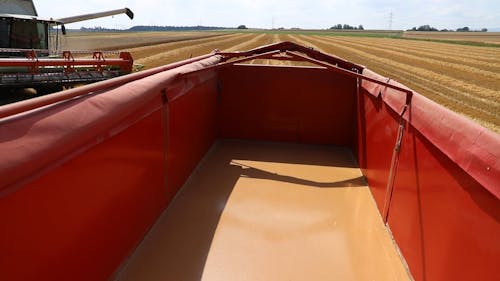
[0,0,134,96]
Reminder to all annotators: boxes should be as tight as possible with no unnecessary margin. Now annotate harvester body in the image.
[0,0,133,95]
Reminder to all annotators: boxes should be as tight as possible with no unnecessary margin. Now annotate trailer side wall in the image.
[356,77,500,281]
[0,55,498,281]
[0,63,220,281]
[218,64,357,145]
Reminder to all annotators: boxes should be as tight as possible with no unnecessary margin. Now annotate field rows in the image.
[64,32,499,132]
[300,35,498,101]
[403,31,500,44]
[286,34,500,131]
[128,33,284,68]
[325,37,500,78]
[60,32,226,51]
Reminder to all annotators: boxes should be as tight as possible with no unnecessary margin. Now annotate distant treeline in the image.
[77,25,372,32]
[329,24,364,30]
[78,26,229,32]
[407,25,488,32]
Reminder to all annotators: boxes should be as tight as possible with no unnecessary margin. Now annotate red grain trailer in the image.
[0,42,498,281]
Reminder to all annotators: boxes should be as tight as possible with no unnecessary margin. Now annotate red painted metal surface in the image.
[0,42,499,281]
[390,125,500,281]
[218,64,356,145]
[0,56,221,280]
[0,72,175,193]
[0,102,167,281]
[0,52,132,70]
[165,71,219,201]
[356,91,500,280]
[361,69,499,198]
[357,69,500,281]
[217,41,362,72]
[355,90,400,211]
[0,53,132,69]
[0,51,134,88]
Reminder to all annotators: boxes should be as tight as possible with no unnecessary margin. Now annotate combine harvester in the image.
[0,42,498,281]
[0,0,134,96]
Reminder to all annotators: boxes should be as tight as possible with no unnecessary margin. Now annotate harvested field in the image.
[60,31,227,51]
[403,31,500,44]
[129,33,284,68]
[60,31,499,132]
[285,34,500,132]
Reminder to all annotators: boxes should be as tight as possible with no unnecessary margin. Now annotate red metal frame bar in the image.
[0,49,120,55]
[0,53,218,119]
[182,50,281,77]
[0,52,132,73]
[183,42,412,99]
[0,58,130,67]
[217,41,363,72]
[285,51,413,96]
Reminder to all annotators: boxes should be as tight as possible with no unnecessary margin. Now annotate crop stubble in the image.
[287,34,499,131]
[75,31,498,132]
[61,32,226,51]
[403,31,500,44]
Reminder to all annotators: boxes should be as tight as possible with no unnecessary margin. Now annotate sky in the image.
[35,0,500,30]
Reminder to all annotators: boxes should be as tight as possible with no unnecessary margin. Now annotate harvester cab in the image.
[0,0,134,99]
[0,15,56,56]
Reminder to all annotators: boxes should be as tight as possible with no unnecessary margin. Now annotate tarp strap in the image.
[382,103,409,223]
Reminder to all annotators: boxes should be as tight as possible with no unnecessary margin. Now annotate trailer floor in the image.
[115,140,410,281]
